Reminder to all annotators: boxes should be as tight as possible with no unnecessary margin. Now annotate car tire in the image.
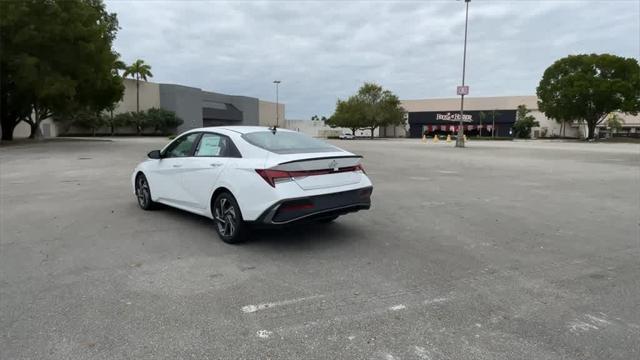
[213,192,246,244]
[318,215,339,224]
[135,173,157,210]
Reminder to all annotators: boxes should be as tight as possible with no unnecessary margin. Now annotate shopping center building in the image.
[382,95,640,139]
[12,78,284,138]
[394,95,566,138]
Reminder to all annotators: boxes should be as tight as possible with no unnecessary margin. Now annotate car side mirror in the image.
[147,150,162,159]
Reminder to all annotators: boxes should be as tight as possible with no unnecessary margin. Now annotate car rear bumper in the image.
[252,186,372,225]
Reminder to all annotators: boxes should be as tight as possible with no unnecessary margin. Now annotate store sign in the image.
[457,86,469,95]
[436,112,473,122]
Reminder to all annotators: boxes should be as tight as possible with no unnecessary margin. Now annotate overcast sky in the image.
[106,0,640,119]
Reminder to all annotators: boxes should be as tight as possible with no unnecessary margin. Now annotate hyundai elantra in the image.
[132,126,373,243]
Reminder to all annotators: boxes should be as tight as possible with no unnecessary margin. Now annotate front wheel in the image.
[135,174,157,210]
[213,192,246,244]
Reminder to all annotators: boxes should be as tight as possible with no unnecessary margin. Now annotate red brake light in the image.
[354,164,366,173]
[255,169,291,187]
[256,163,365,187]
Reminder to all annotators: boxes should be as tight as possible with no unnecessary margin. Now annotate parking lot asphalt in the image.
[1,137,639,360]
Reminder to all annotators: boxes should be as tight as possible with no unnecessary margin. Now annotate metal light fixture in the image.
[273,80,281,127]
[456,0,471,148]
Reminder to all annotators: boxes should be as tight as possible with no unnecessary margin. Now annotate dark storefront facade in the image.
[408,110,516,138]
[159,84,260,133]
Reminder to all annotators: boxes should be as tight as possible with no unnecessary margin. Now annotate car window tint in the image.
[242,131,337,154]
[164,133,200,158]
[195,133,227,157]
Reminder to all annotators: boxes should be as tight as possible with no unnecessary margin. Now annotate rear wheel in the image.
[213,192,246,244]
[135,174,157,210]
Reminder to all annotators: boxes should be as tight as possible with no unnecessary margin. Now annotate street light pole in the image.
[456,0,470,148]
[273,80,281,127]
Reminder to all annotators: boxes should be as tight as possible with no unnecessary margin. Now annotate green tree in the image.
[0,0,124,140]
[328,82,405,139]
[605,113,624,133]
[537,54,640,140]
[123,59,153,113]
[146,108,183,135]
[356,83,405,139]
[113,59,127,76]
[53,108,105,136]
[326,97,367,136]
[74,112,107,136]
[311,115,328,123]
[512,104,539,138]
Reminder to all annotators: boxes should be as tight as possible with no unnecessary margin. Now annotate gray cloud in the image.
[106,0,640,119]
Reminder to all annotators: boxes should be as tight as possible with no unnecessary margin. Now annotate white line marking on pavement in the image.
[424,297,449,305]
[256,330,273,338]
[585,314,611,326]
[389,304,406,311]
[242,295,325,313]
[414,346,432,360]
[568,320,599,333]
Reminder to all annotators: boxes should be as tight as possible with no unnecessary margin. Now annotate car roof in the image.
[197,126,296,134]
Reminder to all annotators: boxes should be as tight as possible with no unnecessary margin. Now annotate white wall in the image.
[530,111,579,138]
[12,118,58,139]
[283,119,380,138]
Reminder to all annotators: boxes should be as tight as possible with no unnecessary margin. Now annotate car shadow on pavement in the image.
[156,204,364,250]
[245,221,363,250]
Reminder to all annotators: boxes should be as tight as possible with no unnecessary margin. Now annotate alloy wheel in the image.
[136,176,150,208]
[215,197,237,237]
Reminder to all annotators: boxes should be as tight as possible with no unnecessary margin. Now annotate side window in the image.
[163,133,201,158]
[195,133,226,157]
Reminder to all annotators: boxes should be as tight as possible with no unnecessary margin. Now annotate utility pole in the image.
[455,0,471,148]
[273,80,281,127]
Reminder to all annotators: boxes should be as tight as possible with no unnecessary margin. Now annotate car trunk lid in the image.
[270,154,364,190]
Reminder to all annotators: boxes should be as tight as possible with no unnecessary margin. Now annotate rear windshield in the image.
[242,131,338,154]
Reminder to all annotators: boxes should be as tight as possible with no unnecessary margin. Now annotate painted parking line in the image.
[242,294,325,313]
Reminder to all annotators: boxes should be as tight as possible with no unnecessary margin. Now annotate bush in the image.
[112,108,183,135]
[54,109,105,136]
[146,108,183,134]
[513,104,539,138]
[55,108,183,136]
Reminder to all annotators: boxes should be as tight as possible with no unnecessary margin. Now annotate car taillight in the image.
[256,163,366,187]
[255,169,292,187]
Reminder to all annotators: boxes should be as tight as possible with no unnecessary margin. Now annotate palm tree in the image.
[123,59,153,113]
[112,59,126,76]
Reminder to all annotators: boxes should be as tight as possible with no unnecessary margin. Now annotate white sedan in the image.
[132,126,373,243]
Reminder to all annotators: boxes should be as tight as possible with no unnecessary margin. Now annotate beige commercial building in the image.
[389,95,640,139]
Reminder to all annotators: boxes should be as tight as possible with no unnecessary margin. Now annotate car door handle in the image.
[172,164,182,168]
[210,163,223,167]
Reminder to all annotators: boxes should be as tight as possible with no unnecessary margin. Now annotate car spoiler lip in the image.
[277,155,363,166]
